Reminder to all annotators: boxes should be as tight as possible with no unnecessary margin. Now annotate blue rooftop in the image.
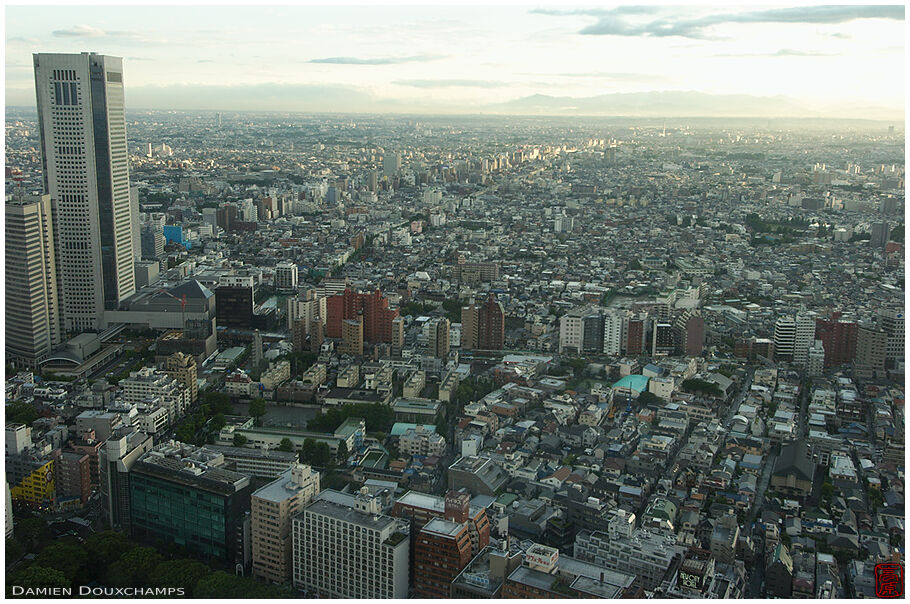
[613,374,649,393]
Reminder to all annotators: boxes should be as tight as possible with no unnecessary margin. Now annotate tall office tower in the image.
[878,308,905,367]
[792,312,817,367]
[129,185,140,260]
[870,221,890,249]
[6,194,61,368]
[414,518,475,597]
[165,351,198,404]
[33,53,136,333]
[773,316,796,361]
[252,463,320,584]
[427,317,450,358]
[368,169,379,192]
[684,314,705,357]
[383,152,401,177]
[814,313,858,367]
[293,489,411,598]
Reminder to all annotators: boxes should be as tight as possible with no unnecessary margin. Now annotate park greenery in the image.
[6,527,291,598]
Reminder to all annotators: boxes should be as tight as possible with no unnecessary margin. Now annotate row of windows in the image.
[53,81,80,107]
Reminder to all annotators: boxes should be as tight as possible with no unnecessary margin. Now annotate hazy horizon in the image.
[5,4,906,118]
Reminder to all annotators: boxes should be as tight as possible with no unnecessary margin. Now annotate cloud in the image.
[394,79,506,88]
[197,59,214,63]
[535,5,904,39]
[715,48,836,58]
[308,54,444,65]
[52,24,144,39]
[7,36,41,44]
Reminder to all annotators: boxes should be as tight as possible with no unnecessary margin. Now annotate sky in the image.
[4,3,906,117]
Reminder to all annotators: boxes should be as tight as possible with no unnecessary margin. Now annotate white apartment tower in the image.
[33,53,136,333]
[5,194,62,367]
[603,311,623,356]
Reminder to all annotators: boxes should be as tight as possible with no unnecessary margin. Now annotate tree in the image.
[6,400,38,425]
[821,482,834,500]
[637,391,661,407]
[277,437,294,452]
[233,433,248,447]
[249,397,267,425]
[314,442,332,466]
[210,413,227,432]
[14,517,49,551]
[6,538,23,562]
[300,438,318,464]
[149,559,210,593]
[6,566,69,595]
[84,530,135,568]
[33,539,87,581]
[106,546,163,586]
[336,440,349,462]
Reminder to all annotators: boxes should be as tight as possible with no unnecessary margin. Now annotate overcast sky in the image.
[4,4,905,116]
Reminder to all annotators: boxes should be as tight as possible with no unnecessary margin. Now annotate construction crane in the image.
[158,288,188,330]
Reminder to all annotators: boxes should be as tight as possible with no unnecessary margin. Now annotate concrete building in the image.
[274,262,299,291]
[414,517,475,597]
[448,456,509,496]
[427,317,450,359]
[252,463,320,584]
[399,425,446,457]
[340,316,364,356]
[165,351,197,404]
[120,367,189,425]
[6,423,33,456]
[33,53,136,332]
[5,194,61,368]
[574,528,681,590]
[292,489,410,598]
[99,426,153,533]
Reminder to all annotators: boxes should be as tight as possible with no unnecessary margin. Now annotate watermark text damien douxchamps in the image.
[10,586,186,597]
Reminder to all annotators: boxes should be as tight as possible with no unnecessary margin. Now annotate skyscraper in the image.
[5,194,61,367]
[33,52,136,333]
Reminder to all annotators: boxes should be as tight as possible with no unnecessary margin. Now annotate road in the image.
[723,367,755,429]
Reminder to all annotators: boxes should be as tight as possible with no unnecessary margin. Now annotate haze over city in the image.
[4,4,906,117]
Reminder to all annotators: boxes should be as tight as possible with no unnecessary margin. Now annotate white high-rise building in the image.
[275,262,299,291]
[293,489,410,598]
[33,53,136,333]
[793,311,817,367]
[773,316,796,361]
[6,194,62,367]
[878,308,905,365]
[603,311,623,356]
[120,367,189,425]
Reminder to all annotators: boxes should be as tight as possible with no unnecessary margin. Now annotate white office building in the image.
[292,489,410,598]
[33,53,136,332]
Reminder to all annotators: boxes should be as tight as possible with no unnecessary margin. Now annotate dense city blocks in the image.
[4,6,907,601]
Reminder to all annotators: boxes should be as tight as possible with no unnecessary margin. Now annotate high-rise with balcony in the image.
[33,52,136,333]
[252,463,320,584]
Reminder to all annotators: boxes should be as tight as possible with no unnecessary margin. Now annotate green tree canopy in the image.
[277,437,294,452]
[233,433,248,447]
[149,559,210,593]
[84,530,135,568]
[14,517,49,551]
[33,539,87,581]
[248,398,267,425]
[106,546,163,587]
[6,566,69,596]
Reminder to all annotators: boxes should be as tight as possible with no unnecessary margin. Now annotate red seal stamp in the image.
[875,563,904,598]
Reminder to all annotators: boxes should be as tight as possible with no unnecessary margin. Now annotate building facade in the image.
[33,52,136,333]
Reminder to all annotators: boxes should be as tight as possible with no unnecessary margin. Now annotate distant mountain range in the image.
[490,90,902,120]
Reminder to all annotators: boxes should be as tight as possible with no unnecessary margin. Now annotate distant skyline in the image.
[5,4,906,117]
